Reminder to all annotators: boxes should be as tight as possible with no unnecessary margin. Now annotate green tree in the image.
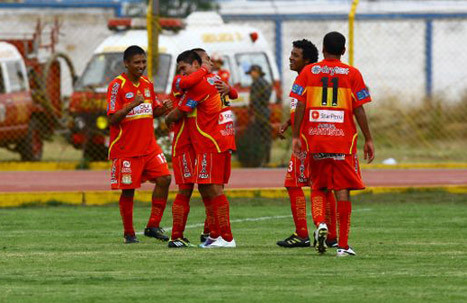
[148,0,219,18]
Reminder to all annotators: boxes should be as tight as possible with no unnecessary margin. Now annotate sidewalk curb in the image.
[1,185,465,208]
[1,161,467,171]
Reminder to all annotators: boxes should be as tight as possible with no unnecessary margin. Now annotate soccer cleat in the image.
[336,246,356,257]
[144,227,169,242]
[313,223,328,254]
[199,236,219,248]
[200,233,209,243]
[124,234,139,244]
[276,233,310,248]
[200,237,236,248]
[168,238,196,248]
[326,239,338,248]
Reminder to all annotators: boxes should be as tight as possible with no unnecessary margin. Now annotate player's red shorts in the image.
[309,153,365,191]
[194,151,231,184]
[110,151,170,190]
[172,148,196,185]
[284,151,310,187]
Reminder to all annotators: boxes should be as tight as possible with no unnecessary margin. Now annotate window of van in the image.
[76,53,171,92]
[235,52,273,87]
[5,61,27,92]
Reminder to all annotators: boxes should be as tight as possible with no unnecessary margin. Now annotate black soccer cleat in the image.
[276,233,311,248]
[124,234,139,244]
[200,233,209,243]
[144,227,169,242]
[168,238,195,248]
[326,239,338,248]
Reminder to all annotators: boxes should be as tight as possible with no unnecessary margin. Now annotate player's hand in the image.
[162,99,173,111]
[292,137,302,158]
[277,121,290,140]
[363,139,375,163]
[130,94,144,109]
[215,80,230,98]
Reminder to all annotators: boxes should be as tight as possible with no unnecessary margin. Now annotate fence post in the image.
[425,19,433,98]
[274,17,282,77]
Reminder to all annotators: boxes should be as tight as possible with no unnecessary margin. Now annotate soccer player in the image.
[167,54,238,248]
[107,45,172,244]
[166,50,236,248]
[291,32,375,256]
[276,39,338,249]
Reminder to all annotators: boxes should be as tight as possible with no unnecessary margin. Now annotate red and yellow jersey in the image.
[291,59,371,154]
[289,74,310,152]
[106,73,162,159]
[178,73,235,154]
[170,75,190,157]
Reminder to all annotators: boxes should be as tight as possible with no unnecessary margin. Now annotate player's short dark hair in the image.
[292,39,318,64]
[191,48,206,55]
[123,45,145,62]
[323,31,346,55]
[177,50,202,65]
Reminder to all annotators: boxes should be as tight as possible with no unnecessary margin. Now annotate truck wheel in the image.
[18,117,44,161]
[83,143,108,162]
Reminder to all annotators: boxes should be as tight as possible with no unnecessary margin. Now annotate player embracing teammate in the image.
[166,49,237,248]
[292,32,375,256]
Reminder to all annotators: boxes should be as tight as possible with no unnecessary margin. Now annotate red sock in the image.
[119,195,134,236]
[212,194,233,242]
[286,187,308,238]
[203,197,219,238]
[337,201,352,249]
[311,190,326,226]
[147,197,167,228]
[171,194,190,239]
[326,191,337,242]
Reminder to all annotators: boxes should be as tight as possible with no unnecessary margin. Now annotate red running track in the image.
[0,169,466,193]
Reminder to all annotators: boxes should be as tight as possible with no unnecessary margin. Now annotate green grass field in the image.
[1,191,466,303]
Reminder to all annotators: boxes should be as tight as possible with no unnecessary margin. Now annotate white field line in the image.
[136,208,372,234]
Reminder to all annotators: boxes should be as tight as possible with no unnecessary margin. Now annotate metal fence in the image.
[0,7,466,165]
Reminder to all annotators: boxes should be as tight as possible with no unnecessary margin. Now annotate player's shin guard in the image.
[147,198,167,228]
[203,197,219,238]
[326,191,337,242]
[119,195,135,236]
[337,200,352,249]
[212,194,233,242]
[311,189,326,226]
[286,187,308,238]
[171,194,190,239]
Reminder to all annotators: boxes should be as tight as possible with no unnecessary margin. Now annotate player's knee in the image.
[178,184,194,197]
[155,175,171,188]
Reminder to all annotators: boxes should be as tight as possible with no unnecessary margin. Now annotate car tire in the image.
[18,117,44,161]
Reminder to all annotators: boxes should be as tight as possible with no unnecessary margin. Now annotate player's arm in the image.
[108,82,143,125]
[214,80,238,99]
[176,66,209,90]
[354,106,375,163]
[277,118,291,140]
[153,99,173,117]
[292,101,305,157]
[165,107,186,125]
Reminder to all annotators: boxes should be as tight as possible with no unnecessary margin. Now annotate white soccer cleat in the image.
[336,246,356,257]
[199,236,220,248]
[203,237,236,248]
[314,222,328,254]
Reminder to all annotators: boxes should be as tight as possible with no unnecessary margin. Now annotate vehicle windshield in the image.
[75,53,171,92]
[235,52,273,87]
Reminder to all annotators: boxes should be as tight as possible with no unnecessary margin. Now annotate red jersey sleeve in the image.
[289,68,309,104]
[106,80,123,116]
[176,67,208,90]
[350,68,371,108]
[178,81,208,113]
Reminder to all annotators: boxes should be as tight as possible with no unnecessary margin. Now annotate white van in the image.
[69,12,282,161]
